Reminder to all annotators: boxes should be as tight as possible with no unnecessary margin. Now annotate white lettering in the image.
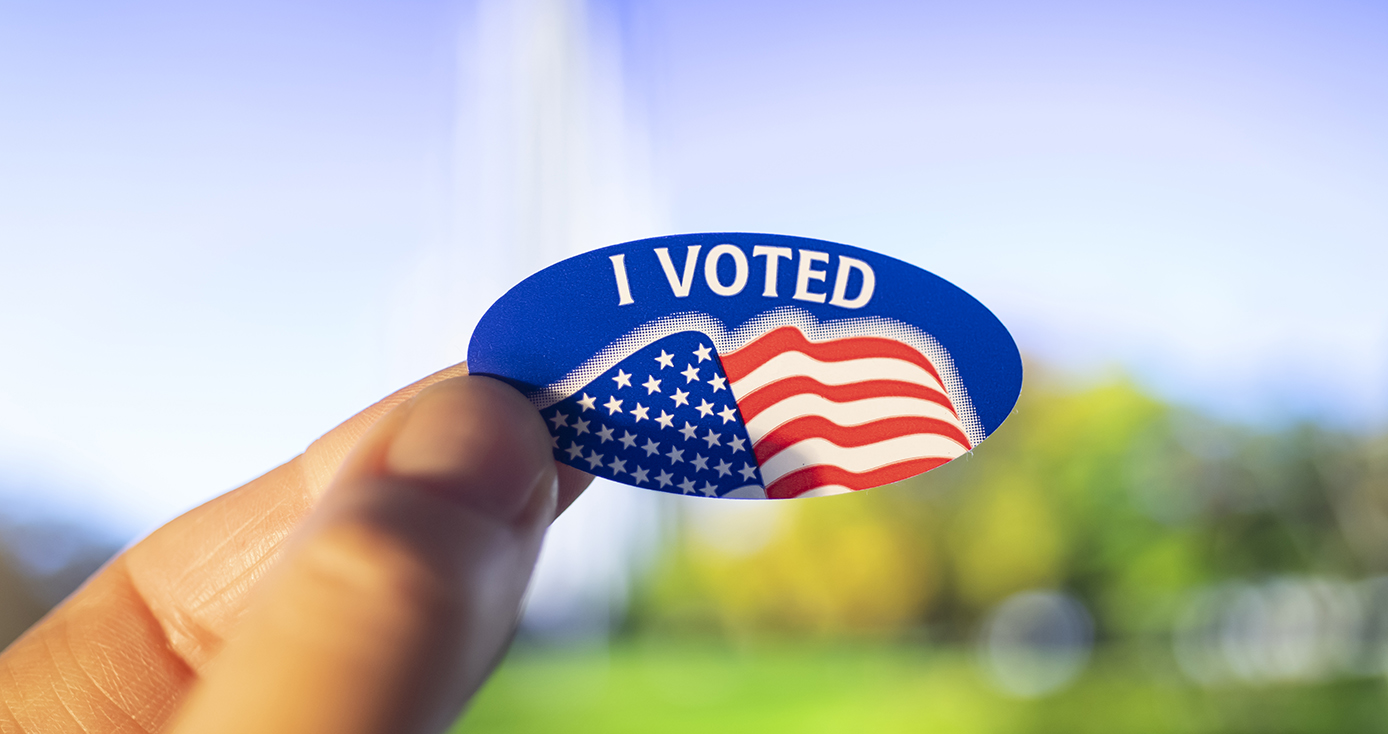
[752,245,794,297]
[793,249,830,303]
[828,255,875,309]
[703,244,749,296]
[654,245,702,298]
[609,254,635,305]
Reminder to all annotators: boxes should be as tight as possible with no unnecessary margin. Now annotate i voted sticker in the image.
[468,233,1021,499]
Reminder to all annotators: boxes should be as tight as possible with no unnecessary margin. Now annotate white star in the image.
[655,350,675,369]
[584,451,605,470]
[548,410,569,429]
[655,470,674,488]
[643,375,662,394]
[604,396,624,415]
[702,429,722,448]
[572,418,591,435]
[678,478,697,495]
[551,433,560,449]
[631,466,650,484]
[655,411,675,429]
[681,364,701,383]
[695,399,715,418]
[670,388,690,407]
[728,435,746,453]
[666,446,685,464]
[714,459,733,478]
[565,442,584,461]
[612,370,632,388]
[691,454,710,472]
[619,431,638,449]
[700,482,719,497]
[608,457,627,475]
[707,374,727,393]
[631,403,650,422]
[718,405,738,424]
[679,422,699,440]
[738,462,758,481]
[642,438,661,456]
[694,344,713,363]
[576,393,597,412]
[596,425,615,443]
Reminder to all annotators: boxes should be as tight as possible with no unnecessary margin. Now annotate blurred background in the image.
[2,0,1386,731]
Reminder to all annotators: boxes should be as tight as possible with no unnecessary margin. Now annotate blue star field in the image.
[542,331,765,497]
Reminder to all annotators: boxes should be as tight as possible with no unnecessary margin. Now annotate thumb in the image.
[166,376,559,734]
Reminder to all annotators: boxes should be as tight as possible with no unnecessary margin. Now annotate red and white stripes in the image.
[722,326,972,499]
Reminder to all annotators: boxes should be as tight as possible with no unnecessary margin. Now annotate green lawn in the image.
[454,640,1388,733]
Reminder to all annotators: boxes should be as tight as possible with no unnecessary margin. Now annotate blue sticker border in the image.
[468,232,1022,439]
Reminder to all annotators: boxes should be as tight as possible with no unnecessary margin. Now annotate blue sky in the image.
[1,0,1384,531]
[648,0,1388,421]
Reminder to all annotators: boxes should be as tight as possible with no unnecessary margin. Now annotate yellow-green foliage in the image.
[633,370,1365,638]
[669,495,938,636]
[950,473,1065,609]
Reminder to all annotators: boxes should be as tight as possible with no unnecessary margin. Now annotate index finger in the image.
[0,362,592,734]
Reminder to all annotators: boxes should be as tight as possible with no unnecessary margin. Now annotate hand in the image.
[0,365,592,734]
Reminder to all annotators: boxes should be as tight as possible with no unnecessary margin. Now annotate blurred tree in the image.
[0,517,121,650]
[0,546,50,649]
[632,367,1383,645]
[639,495,940,638]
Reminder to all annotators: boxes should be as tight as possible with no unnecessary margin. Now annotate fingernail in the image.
[383,377,558,523]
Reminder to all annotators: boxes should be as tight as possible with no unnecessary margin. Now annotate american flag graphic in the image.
[723,325,973,498]
[536,308,976,499]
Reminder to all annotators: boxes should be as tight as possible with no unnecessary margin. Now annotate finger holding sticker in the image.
[469,233,1022,499]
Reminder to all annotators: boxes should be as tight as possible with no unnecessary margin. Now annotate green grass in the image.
[454,640,1388,733]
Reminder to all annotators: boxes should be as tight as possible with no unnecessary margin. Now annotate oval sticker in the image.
[469,233,1021,499]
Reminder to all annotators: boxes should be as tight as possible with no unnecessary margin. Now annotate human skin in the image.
[0,364,592,734]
